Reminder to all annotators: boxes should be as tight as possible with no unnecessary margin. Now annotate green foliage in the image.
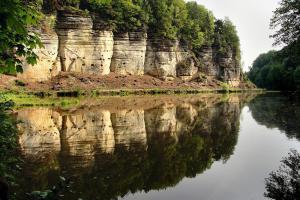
[221,82,230,93]
[270,0,300,46]
[0,0,42,74]
[251,0,300,91]
[248,42,300,91]
[0,97,19,198]
[264,149,300,200]
[213,18,241,62]
[82,0,148,32]
[147,0,187,39]
[181,1,214,50]
[294,66,300,89]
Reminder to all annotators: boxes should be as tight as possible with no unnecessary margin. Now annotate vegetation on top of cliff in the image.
[213,18,241,61]
[180,1,215,50]
[0,0,241,73]
[247,0,300,91]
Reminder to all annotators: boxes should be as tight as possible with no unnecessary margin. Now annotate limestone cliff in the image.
[111,32,147,75]
[19,10,242,86]
[56,10,113,75]
[144,40,190,80]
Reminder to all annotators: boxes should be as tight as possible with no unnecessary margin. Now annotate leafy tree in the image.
[82,0,147,32]
[147,0,187,40]
[270,0,300,46]
[248,44,300,91]
[181,1,214,51]
[111,0,148,33]
[265,150,300,200]
[213,18,241,62]
[0,0,42,74]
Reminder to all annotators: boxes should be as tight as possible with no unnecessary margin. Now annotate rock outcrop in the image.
[19,32,61,81]
[19,10,242,86]
[56,10,113,74]
[144,40,190,80]
[217,49,241,87]
[199,46,219,78]
[111,32,147,75]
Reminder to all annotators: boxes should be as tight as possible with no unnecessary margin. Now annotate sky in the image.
[189,0,281,71]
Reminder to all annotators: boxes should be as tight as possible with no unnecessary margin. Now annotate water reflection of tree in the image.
[248,94,300,140]
[265,149,300,200]
[15,101,242,200]
[0,101,19,200]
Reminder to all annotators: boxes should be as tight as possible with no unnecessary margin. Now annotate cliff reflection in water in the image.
[15,94,255,200]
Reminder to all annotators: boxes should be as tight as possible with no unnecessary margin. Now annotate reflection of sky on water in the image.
[13,94,300,200]
[122,106,299,200]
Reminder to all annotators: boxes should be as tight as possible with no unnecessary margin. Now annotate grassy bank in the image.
[0,88,265,108]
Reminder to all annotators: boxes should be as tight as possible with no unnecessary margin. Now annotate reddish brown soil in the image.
[0,72,255,93]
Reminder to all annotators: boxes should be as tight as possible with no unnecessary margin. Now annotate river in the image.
[13,93,300,200]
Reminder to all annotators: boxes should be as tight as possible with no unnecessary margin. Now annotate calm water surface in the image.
[14,94,300,200]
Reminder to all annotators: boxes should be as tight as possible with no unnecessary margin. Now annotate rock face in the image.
[56,10,113,74]
[176,56,198,81]
[19,32,60,82]
[199,46,219,78]
[217,49,241,87]
[111,32,147,75]
[144,40,189,80]
[19,10,242,86]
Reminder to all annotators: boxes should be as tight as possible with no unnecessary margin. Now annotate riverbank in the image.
[0,73,259,97]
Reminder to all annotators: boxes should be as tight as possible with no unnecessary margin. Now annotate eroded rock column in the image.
[111,32,147,75]
[19,27,61,82]
[217,49,241,87]
[145,40,188,80]
[56,10,113,74]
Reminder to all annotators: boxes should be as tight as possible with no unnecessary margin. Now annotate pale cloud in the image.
[188,0,281,71]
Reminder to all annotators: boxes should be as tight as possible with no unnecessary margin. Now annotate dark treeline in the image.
[0,0,241,73]
[247,42,300,91]
[247,0,300,91]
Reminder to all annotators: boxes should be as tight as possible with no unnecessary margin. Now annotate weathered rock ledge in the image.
[19,10,243,87]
